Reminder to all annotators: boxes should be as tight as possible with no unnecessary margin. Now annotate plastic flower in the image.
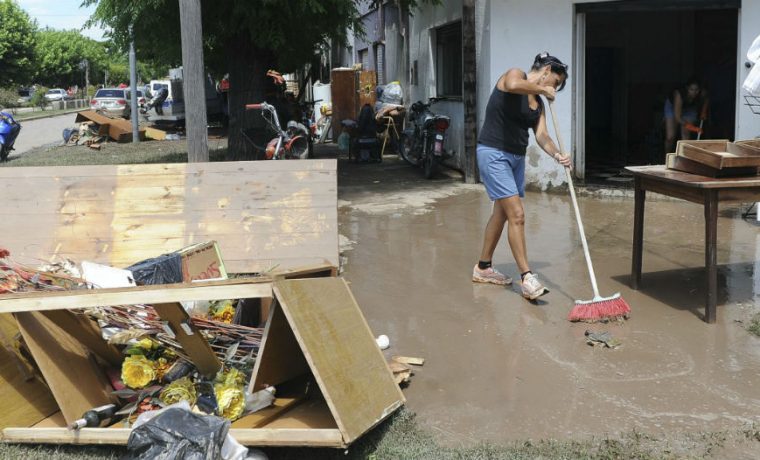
[121,355,157,389]
[215,384,245,420]
[160,377,197,406]
[209,300,235,323]
[136,338,157,351]
[216,367,246,387]
[154,357,172,381]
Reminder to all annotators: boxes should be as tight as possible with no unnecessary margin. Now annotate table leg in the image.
[704,190,718,323]
[631,177,645,290]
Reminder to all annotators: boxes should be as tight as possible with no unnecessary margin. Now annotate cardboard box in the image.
[179,241,228,282]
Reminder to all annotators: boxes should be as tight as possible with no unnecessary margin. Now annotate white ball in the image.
[376,334,390,350]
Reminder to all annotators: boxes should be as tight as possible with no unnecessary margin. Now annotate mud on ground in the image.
[335,150,760,458]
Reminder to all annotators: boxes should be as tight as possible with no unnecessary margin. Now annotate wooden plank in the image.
[640,177,704,204]
[272,278,404,444]
[15,312,115,425]
[41,311,122,367]
[331,69,357,138]
[248,301,310,393]
[627,165,760,188]
[0,279,272,314]
[0,160,338,275]
[151,302,221,377]
[230,396,303,429]
[32,412,66,428]
[1,426,345,447]
[262,399,338,429]
[667,153,759,178]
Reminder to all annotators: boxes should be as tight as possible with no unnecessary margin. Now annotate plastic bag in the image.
[337,131,351,151]
[380,81,403,105]
[126,252,183,285]
[123,402,247,460]
[744,34,760,96]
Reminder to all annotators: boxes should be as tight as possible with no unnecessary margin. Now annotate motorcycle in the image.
[296,99,322,159]
[0,111,21,162]
[244,102,309,160]
[399,98,451,178]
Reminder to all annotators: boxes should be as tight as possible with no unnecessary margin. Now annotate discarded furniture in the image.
[0,276,404,448]
[666,140,760,177]
[75,111,146,143]
[0,160,338,274]
[626,165,760,323]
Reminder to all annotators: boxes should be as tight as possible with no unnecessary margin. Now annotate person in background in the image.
[473,52,572,300]
[664,78,710,153]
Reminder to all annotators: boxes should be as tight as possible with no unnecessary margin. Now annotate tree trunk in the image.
[226,40,275,161]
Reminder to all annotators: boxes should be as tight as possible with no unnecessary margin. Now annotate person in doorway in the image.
[664,78,710,153]
[473,52,572,300]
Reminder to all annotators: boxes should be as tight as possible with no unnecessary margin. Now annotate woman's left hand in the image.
[555,153,572,169]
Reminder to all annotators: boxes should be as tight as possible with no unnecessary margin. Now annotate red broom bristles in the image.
[568,296,631,322]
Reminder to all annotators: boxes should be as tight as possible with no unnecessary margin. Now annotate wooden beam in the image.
[0,279,272,314]
[178,0,209,162]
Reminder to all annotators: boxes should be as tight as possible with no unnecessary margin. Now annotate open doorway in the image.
[580,3,738,184]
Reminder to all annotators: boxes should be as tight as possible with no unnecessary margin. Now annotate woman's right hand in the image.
[542,86,556,100]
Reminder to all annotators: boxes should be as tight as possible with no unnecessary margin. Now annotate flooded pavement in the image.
[337,154,760,446]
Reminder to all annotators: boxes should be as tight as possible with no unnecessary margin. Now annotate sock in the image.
[521,271,533,281]
[478,260,492,270]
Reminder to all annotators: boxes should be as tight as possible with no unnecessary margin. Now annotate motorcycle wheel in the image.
[0,146,8,162]
[423,153,437,179]
[289,137,310,160]
[399,133,417,166]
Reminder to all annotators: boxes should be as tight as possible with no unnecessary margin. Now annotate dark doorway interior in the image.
[584,8,737,184]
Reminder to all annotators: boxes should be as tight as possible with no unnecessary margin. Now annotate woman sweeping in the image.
[472,52,571,300]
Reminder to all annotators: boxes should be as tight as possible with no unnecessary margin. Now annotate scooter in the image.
[399,98,452,179]
[0,111,21,162]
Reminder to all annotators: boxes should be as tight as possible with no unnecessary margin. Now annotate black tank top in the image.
[479,84,542,155]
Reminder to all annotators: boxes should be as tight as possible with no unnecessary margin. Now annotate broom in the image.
[546,100,631,322]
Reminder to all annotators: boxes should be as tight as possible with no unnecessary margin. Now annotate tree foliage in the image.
[34,29,109,88]
[0,0,37,87]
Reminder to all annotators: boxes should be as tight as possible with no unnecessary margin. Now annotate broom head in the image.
[568,292,630,322]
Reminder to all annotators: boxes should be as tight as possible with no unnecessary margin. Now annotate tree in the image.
[34,29,109,88]
[0,0,37,87]
[85,0,436,160]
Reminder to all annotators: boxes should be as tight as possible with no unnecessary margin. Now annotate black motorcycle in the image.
[399,98,451,179]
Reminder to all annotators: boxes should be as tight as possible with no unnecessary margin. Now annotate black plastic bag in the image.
[122,407,230,460]
[126,252,183,285]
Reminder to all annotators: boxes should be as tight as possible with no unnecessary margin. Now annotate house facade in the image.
[351,0,760,188]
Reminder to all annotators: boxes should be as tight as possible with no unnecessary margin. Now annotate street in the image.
[11,113,79,157]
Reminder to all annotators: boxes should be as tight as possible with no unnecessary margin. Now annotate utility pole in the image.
[85,59,90,97]
[179,0,209,162]
[462,0,478,183]
[129,27,140,144]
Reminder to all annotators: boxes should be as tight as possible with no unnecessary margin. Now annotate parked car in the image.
[44,88,69,102]
[90,88,146,119]
[16,88,35,105]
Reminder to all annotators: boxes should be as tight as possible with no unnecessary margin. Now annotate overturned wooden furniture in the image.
[0,160,339,274]
[667,140,760,177]
[0,276,403,448]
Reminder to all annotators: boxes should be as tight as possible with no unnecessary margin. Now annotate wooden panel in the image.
[230,396,303,429]
[0,319,59,430]
[331,69,358,138]
[640,177,704,204]
[0,279,272,314]
[627,165,760,189]
[15,312,115,425]
[248,301,310,393]
[358,71,377,113]
[0,160,338,273]
[272,278,404,444]
[152,302,221,377]
[41,311,122,367]
[262,399,338,429]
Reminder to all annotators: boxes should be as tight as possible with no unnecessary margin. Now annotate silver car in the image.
[44,88,68,101]
[90,88,146,119]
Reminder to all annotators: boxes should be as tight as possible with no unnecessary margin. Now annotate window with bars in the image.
[435,21,463,98]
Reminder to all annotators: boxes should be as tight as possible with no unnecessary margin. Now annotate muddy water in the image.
[340,178,760,445]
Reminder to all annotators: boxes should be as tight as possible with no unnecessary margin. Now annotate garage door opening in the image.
[579,3,738,185]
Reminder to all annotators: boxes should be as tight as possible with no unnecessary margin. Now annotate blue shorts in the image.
[477,144,525,200]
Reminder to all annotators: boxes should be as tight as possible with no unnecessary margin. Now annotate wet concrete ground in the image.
[334,150,760,446]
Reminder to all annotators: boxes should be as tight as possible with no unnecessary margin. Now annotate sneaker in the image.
[472,265,512,285]
[521,272,548,300]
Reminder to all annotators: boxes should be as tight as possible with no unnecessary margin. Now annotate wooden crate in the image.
[666,153,759,178]
[0,274,403,448]
[677,140,760,169]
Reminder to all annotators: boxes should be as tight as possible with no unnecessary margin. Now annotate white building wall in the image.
[408,1,465,169]
[737,2,760,140]
[483,0,757,189]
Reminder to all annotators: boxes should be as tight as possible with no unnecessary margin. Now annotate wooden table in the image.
[626,165,760,323]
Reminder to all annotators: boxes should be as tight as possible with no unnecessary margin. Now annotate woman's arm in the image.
[673,90,683,125]
[534,108,572,168]
[498,69,556,100]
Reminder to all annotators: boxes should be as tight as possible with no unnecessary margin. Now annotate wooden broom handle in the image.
[546,100,601,299]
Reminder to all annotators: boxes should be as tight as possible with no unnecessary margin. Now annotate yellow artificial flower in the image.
[160,377,197,406]
[121,355,157,389]
[154,357,171,381]
[136,337,157,351]
[215,384,245,420]
[211,302,235,323]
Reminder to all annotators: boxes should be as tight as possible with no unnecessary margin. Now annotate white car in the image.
[44,89,69,101]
